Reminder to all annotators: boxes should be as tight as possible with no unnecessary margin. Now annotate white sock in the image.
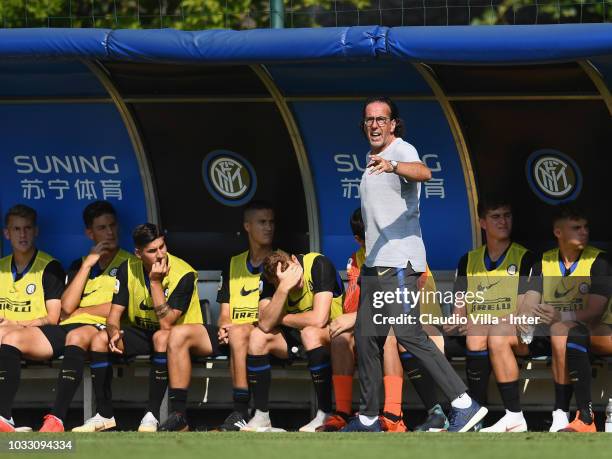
[451,393,472,409]
[505,410,524,422]
[359,415,378,426]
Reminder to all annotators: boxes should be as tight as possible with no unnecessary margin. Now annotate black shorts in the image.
[444,335,467,359]
[279,326,304,361]
[203,324,221,357]
[527,336,552,357]
[39,323,105,359]
[120,324,222,359]
[121,326,156,358]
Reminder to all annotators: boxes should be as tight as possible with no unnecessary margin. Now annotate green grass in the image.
[2,432,610,459]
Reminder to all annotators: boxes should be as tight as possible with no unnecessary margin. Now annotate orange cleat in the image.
[379,412,407,432]
[39,414,64,433]
[0,416,15,433]
[559,411,596,432]
[315,412,349,432]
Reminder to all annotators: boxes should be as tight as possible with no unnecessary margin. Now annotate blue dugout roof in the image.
[1,24,612,64]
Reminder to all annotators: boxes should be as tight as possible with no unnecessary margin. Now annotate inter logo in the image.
[202,150,257,207]
[526,149,582,204]
[109,267,118,277]
[507,264,517,276]
[25,283,36,295]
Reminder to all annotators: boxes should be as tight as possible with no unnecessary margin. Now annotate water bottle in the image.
[520,325,534,345]
[605,398,612,433]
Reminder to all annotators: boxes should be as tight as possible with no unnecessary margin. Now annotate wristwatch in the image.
[390,160,399,173]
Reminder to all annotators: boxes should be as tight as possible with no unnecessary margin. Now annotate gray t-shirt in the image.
[359,138,427,272]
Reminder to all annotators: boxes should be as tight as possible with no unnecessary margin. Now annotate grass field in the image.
[1,432,610,459]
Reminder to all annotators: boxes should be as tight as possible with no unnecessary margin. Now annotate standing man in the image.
[346,96,486,432]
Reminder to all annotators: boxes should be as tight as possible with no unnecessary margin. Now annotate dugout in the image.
[1,24,612,418]
[1,25,612,274]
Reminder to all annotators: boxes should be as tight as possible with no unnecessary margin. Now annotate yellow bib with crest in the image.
[0,251,56,321]
[465,243,528,317]
[228,251,262,325]
[284,253,344,321]
[542,246,602,314]
[126,253,202,330]
[61,249,135,326]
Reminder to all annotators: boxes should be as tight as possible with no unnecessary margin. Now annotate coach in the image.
[345,96,487,432]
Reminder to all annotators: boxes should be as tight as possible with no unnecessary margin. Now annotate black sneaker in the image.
[414,404,449,432]
[159,411,189,432]
[218,411,249,432]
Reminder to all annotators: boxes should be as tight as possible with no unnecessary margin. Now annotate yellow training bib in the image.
[465,243,528,317]
[284,253,344,321]
[542,246,602,314]
[228,251,262,325]
[0,251,56,321]
[126,253,202,330]
[61,249,135,326]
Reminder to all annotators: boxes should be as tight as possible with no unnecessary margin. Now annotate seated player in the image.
[318,208,448,432]
[215,201,275,431]
[24,201,131,432]
[71,223,203,433]
[524,205,610,432]
[241,250,344,432]
[0,205,65,432]
[158,201,275,432]
[446,196,534,432]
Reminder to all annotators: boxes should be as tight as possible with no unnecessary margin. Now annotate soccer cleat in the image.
[39,414,64,432]
[549,409,570,432]
[0,415,16,433]
[414,404,449,432]
[240,410,272,432]
[158,411,189,432]
[379,412,407,432]
[72,413,117,432]
[559,411,596,433]
[447,400,488,432]
[218,411,249,432]
[299,409,331,432]
[315,412,350,432]
[15,426,33,433]
[340,416,382,432]
[481,412,528,432]
[138,411,159,432]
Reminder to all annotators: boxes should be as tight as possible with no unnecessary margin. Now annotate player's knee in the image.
[90,331,109,352]
[248,327,270,354]
[487,334,508,353]
[228,324,252,343]
[550,321,570,337]
[65,328,91,349]
[302,326,329,349]
[167,325,189,351]
[2,329,25,350]
[467,335,488,352]
[153,329,170,351]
